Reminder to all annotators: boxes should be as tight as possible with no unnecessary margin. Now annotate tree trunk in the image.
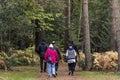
[34,19,45,52]
[64,0,70,51]
[78,1,82,41]
[116,30,120,71]
[82,0,92,70]
[110,0,120,72]
[109,0,118,51]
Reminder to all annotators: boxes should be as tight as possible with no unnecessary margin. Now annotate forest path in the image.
[37,62,83,80]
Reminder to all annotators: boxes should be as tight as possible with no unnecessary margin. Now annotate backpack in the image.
[39,44,47,57]
[47,56,52,63]
[67,49,76,59]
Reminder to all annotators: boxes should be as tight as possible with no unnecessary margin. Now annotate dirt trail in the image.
[37,62,83,80]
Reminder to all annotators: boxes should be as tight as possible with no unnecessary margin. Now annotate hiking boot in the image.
[44,70,46,72]
[68,71,71,75]
[52,74,56,77]
[71,71,74,76]
[56,72,57,76]
[40,70,43,73]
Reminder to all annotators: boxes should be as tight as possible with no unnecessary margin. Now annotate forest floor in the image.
[0,62,120,80]
[37,62,83,80]
[37,62,120,80]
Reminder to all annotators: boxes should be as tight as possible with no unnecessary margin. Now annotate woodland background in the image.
[0,0,120,71]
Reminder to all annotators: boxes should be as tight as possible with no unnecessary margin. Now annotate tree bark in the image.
[110,0,120,72]
[78,1,82,41]
[116,30,120,71]
[109,0,118,51]
[82,0,92,70]
[109,0,120,71]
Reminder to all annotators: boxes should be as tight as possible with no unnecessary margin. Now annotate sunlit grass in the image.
[79,71,120,80]
[0,66,39,80]
[1,66,120,80]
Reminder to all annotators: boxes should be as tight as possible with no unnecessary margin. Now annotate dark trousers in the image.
[74,62,76,70]
[68,62,76,74]
[74,57,77,70]
[40,57,46,72]
[55,62,59,72]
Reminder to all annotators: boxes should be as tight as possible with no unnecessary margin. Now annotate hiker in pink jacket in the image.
[44,44,58,78]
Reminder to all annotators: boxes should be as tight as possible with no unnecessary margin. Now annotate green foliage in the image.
[0,47,39,68]
[0,0,59,50]
[70,0,111,52]
[70,0,81,37]
[0,51,9,59]
[0,0,115,53]
[89,0,110,52]
[34,0,66,47]
[39,0,66,13]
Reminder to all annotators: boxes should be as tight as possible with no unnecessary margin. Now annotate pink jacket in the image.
[44,48,58,64]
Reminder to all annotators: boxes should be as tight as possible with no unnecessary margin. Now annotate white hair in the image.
[49,44,53,48]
